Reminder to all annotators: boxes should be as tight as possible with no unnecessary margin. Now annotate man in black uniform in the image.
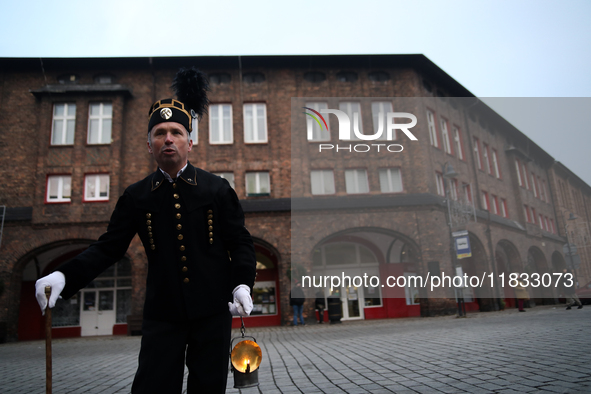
[34,67,257,393]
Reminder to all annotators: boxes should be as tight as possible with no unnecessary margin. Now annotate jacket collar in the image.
[151,162,198,192]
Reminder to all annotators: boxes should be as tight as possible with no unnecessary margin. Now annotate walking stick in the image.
[45,286,52,394]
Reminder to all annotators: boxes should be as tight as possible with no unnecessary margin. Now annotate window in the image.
[378,168,403,193]
[462,183,473,203]
[474,137,482,170]
[336,71,358,82]
[550,219,556,234]
[531,173,538,198]
[87,102,112,144]
[515,159,523,186]
[209,73,231,84]
[435,172,445,196]
[209,104,233,144]
[339,102,362,137]
[243,103,267,143]
[453,126,464,160]
[214,172,235,189]
[303,72,326,83]
[368,71,390,82]
[539,214,545,230]
[242,72,265,83]
[310,170,335,195]
[481,191,489,211]
[190,118,198,144]
[51,103,76,145]
[94,74,113,84]
[530,207,537,224]
[84,174,110,201]
[371,101,393,140]
[522,162,529,189]
[483,143,492,174]
[306,102,330,141]
[345,169,369,194]
[426,110,439,148]
[502,200,509,217]
[491,195,499,215]
[524,205,531,222]
[542,180,548,202]
[450,178,459,200]
[492,149,501,178]
[245,172,270,196]
[404,273,420,305]
[46,175,71,203]
[440,118,452,154]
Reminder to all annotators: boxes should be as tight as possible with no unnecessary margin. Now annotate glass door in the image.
[80,290,116,336]
[341,285,364,320]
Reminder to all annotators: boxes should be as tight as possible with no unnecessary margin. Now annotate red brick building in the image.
[0,55,588,342]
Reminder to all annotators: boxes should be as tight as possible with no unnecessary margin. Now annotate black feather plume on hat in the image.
[171,67,210,120]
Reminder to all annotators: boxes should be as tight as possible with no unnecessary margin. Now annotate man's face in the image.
[147,122,192,175]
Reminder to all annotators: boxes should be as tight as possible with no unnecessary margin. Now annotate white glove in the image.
[35,271,66,315]
[228,285,253,316]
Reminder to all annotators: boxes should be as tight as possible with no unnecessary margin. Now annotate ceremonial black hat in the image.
[148,67,210,133]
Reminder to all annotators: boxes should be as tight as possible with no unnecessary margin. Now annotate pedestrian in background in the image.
[315,290,326,323]
[513,274,529,312]
[562,268,583,310]
[290,280,305,326]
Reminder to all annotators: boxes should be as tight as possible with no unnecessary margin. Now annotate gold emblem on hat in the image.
[160,108,173,120]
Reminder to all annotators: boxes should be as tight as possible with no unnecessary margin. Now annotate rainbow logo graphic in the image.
[303,107,329,132]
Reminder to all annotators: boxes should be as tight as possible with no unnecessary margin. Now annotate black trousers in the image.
[131,312,232,394]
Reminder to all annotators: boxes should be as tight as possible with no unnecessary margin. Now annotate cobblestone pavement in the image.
[1,305,589,393]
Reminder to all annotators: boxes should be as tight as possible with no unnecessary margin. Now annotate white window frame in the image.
[190,118,198,144]
[51,103,76,145]
[522,163,529,189]
[214,172,235,189]
[245,172,270,196]
[435,172,445,197]
[209,104,233,144]
[87,102,113,145]
[501,198,508,218]
[46,175,72,203]
[305,102,330,141]
[440,118,452,154]
[483,143,492,175]
[345,169,369,194]
[243,103,267,143]
[481,191,489,211]
[531,173,538,198]
[426,110,438,148]
[371,101,393,140]
[339,101,362,139]
[491,195,499,215]
[453,126,463,160]
[310,170,335,195]
[404,273,420,305]
[515,159,523,186]
[492,149,500,178]
[84,174,110,202]
[474,138,482,170]
[378,168,403,193]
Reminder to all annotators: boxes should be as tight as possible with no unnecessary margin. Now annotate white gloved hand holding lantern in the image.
[228,285,253,316]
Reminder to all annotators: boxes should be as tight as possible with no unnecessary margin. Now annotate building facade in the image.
[0,55,589,342]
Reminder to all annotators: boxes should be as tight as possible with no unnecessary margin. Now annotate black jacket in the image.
[59,163,257,322]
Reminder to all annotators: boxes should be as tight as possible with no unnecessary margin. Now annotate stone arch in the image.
[526,246,554,304]
[551,251,567,272]
[308,227,423,320]
[457,233,492,311]
[495,239,522,308]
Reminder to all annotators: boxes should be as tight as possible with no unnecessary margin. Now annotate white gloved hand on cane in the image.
[35,271,66,315]
[228,285,253,316]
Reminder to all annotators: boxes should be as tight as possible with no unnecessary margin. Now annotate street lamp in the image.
[442,163,465,317]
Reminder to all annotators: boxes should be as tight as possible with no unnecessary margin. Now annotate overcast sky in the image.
[2,0,590,184]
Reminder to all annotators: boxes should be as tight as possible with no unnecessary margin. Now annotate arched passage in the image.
[457,233,492,311]
[495,240,522,308]
[526,247,554,304]
[309,227,421,321]
[15,240,132,340]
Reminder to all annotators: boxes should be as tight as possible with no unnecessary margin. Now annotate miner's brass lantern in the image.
[230,318,262,388]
